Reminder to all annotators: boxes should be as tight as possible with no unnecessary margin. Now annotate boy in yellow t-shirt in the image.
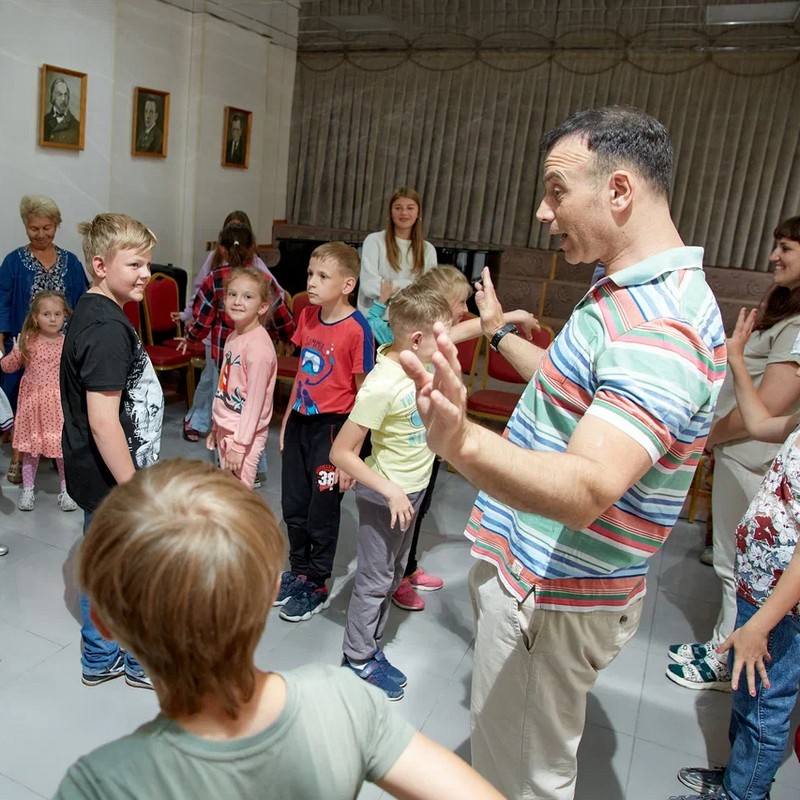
[330,284,452,701]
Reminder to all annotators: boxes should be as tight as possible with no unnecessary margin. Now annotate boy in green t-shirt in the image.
[330,284,453,700]
[55,459,501,800]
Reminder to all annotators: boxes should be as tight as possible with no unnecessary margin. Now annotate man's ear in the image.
[89,606,115,641]
[609,170,634,212]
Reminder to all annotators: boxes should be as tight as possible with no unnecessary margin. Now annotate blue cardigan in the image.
[0,245,87,335]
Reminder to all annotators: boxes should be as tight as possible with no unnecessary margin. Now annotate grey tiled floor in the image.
[1,401,799,799]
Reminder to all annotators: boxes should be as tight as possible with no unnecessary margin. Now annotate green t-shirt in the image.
[349,345,435,494]
[54,664,415,800]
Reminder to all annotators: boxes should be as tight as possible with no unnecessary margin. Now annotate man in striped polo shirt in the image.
[401,106,727,800]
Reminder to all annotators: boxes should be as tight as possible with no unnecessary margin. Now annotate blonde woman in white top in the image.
[357,187,438,317]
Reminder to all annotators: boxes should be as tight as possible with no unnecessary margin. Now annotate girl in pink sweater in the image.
[207,268,277,489]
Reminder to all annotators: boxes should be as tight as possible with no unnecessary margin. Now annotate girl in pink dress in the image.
[0,291,77,512]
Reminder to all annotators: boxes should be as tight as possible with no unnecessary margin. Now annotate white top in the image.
[357,231,438,316]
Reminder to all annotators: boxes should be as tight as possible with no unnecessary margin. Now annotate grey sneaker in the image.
[668,791,728,800]
[125,669,154,690]
[667,641,712,664]
[58,491,78,512]
[82,652,125,686]
[677,766,724,794]
[18,488,34,511]
[666,651,731,691]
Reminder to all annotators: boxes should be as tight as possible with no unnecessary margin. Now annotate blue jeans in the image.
[79,512,145,676]
[184,345,216,434]
[724,595,800,800]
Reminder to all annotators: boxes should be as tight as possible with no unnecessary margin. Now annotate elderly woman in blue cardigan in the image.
[0,194,87,482]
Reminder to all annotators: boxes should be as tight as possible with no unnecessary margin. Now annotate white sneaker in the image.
[0,544,8,556]
[18,488,35,511]
[58,491,78,512]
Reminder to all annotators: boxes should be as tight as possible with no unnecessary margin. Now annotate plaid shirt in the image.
[184,265,294,367]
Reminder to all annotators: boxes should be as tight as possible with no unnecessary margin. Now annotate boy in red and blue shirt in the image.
[277,242,374,622]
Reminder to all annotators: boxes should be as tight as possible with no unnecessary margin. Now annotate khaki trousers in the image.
[710,451,765,646]
[469,559,642,800]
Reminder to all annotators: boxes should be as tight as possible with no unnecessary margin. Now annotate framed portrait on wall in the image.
[222,106,251,169]
[132,87,169,158]
[39,64,86,150]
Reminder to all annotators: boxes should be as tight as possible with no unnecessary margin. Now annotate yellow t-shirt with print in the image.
[348,345,434,494]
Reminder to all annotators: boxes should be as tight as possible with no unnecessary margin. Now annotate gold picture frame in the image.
[221,106,251,169]
[39,64,86,150]
[132,87,170,158]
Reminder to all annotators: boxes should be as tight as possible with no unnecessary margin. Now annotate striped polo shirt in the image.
[466,247,727,611]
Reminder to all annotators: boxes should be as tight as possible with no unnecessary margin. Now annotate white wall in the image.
[0,0,297,277]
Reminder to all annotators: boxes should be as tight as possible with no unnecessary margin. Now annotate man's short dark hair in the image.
[541,106,673,197]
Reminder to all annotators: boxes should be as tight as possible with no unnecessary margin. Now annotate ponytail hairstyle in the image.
[218,223,255,269]
[18,290,70,364]
[384,186,427,277]
[756,216,800,332]
[211,211,255,270]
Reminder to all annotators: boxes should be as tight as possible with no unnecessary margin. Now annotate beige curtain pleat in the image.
[289,52,800,269]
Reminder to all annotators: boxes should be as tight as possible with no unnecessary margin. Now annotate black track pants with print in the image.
[281,410,348,585]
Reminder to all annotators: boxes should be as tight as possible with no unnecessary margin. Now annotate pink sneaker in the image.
[408,567,444,592]
[392,578,425,611]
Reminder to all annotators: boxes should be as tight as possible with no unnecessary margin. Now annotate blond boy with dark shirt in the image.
[60,213,162,689]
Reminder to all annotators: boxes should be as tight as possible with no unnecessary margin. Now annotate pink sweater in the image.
[212,326,277,453]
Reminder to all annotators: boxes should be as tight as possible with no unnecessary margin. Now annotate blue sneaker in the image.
[125,668,154,690]
[279,580,329,622]
[81,651,125,686]
[273,572,306,607]
[343,655,405,701]
[374,648,407,687]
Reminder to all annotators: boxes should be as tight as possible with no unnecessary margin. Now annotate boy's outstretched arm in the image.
[729,308,800,444]
[378,732,503,800]
[330,420,414,530]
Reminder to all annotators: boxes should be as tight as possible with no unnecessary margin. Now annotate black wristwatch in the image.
[489,323,519,352]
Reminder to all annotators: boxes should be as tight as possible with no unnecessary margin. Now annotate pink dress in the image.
[1,336,65,457]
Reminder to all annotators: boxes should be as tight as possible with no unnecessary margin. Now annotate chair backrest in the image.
[142,274,181,344]
[292,291,311,320]
[123,300,141,333]
[484,338,527,386]
[453,314,480,390]
[531,323,555,350]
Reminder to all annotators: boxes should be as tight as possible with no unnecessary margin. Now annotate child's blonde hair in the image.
[415,266,472,304]
[311,241,360,281]
[78,214,157,277]
[79,458,285,720]
[387,283,452,337]
[224,267,274,323]
[18,290,70,364]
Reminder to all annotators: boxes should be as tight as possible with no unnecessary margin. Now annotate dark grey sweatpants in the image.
[343,482,426,661]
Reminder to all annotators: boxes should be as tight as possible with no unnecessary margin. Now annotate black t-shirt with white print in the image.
[60,293,164,512]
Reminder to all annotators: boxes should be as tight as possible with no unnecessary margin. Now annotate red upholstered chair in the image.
[276,291,310,390]
[454,313,481,392]
[142,274,205,358]
[122,298,196,407]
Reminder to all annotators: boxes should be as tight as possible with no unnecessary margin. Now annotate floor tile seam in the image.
[0,531,76,555]
[0,771,47,799]
[0,618,70,648]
